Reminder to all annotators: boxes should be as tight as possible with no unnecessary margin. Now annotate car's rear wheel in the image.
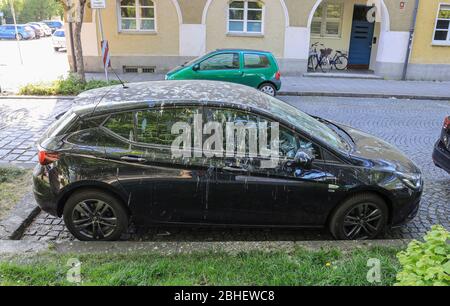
[54,47,59,52]
[329,193,388,240]
[258,83,277,96]
[63,189,128,241]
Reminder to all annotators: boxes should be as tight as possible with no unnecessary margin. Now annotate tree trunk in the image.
[61,0,86,83]
[73,1,86,82]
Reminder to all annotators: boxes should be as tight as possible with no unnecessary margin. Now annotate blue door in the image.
[348,7,375,67]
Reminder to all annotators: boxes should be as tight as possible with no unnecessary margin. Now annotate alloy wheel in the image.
[260,85,275,96]
[71,199,118,239]
[343,203,383,239]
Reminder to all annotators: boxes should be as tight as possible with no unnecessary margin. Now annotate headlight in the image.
[396,172,422,190]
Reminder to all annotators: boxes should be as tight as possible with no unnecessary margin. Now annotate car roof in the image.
[216,48,272,54]
[72,80,278,117]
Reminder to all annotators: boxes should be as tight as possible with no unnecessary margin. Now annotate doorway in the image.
[348,5,375,69]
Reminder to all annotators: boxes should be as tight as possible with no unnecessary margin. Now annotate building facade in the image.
[72,0,450,80]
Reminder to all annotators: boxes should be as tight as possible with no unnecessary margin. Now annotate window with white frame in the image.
[228,1,264,34]
[119,0,155,31]
[433,4,450,44]
[311,1,343,37]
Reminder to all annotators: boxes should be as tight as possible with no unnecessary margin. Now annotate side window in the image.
[103,112,135,141]
[279,127,322,160]
[244,53,270,68]
[136,107,201,146]
[199,53,240,71]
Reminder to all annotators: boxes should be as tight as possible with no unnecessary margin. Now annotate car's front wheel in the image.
[329,193,388,240]
[63,189,128,241]
[258,83,277,96]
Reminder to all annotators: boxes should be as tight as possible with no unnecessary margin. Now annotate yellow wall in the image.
[205,0,286,57]
[410,0,450,64]
[98,0,180,56]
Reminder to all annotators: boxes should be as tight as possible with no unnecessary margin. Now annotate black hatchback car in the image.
[432,116,450,174]
[33,81,423,241]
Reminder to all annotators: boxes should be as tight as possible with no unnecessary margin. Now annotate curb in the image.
[0,239,411,255]
[0,192,40,240]
[278,91,450,101]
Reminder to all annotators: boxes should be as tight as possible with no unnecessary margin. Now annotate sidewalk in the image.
[86,72,450,101]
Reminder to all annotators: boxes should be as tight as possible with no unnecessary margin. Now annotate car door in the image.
[241,53,272,88]
[204,106,337,226]
[193,52,244,84]
[101,107,208,225]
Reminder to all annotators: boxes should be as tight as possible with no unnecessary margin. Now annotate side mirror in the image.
[193,64,200,71]
[294,149,314,170]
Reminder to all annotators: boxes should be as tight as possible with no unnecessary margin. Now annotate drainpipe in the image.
[402,0,420,80]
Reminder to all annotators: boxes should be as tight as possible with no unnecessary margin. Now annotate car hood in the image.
[166,65,187,76]
[341,125,420,174]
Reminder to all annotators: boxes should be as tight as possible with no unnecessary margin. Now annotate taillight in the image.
[38,150,59,165]
[443,116,450,130]
[275,71,281,80]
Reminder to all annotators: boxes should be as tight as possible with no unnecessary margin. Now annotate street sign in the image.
[91,0,106,9]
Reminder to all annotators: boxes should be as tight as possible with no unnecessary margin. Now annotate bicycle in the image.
[308,43,349,72]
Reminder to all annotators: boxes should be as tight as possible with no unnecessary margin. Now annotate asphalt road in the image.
[0,37,69,93]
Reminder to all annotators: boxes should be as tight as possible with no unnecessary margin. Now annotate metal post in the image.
[402,0,420,80]
[9,0,23,65]
[97,9,108,82]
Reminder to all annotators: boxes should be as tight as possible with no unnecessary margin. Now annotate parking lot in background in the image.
[0,37,69,93]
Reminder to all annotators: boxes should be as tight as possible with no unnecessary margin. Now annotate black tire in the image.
[334,55,348,70]
[54,47,59,52]
[63,189,128,241]
[329,193,388,240]
[258,82,277,96]
[16,33,23,40]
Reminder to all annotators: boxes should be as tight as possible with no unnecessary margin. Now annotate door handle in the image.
[120,155,146,163]
[223,166,248,173]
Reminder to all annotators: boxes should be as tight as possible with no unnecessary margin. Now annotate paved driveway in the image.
[0,38,69,93]
[4,96,447,241]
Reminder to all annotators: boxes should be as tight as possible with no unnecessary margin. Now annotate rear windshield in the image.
[41,111,77,141]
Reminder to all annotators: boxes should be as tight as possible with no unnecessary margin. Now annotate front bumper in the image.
[432,140,450,174]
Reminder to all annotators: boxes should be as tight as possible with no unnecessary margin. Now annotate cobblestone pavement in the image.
[15,96,450,242]
[0,98,73,165]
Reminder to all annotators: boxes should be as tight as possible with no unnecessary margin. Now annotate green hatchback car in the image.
[165,49,281,96]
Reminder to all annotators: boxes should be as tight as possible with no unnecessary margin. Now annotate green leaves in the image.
[395,225,450,286]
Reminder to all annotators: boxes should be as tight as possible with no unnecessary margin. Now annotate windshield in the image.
[182,51,215,67]
[267,98,350,152]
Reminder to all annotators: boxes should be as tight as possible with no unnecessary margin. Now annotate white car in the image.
[30,22,52,36]
[52,29,66,51]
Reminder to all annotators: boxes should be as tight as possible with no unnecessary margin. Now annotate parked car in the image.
[166,49,282,96]
[26,23,44,38]
[432,116,450,174]
[42,20,63,33]
[33,81,423,241]
[29,22,52,36]
[52,29,66,51]
[0,24,35,40]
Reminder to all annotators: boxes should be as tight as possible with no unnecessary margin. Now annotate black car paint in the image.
[33,81,422,230]
[432,116,450,174]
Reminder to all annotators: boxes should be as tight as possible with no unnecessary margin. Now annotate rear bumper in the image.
[272,79,282,91]
[32,164,59,217]
[432,140,450,174]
